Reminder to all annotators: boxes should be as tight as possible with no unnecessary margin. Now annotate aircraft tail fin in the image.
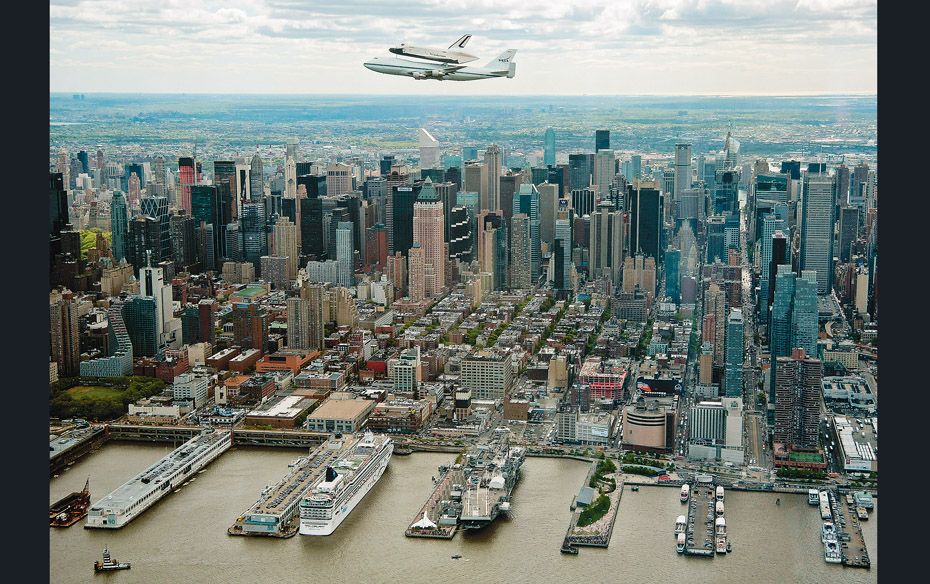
[486,49,517,72]
[449,34,472,49]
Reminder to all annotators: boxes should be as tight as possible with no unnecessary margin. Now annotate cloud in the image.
[49,0,876,94]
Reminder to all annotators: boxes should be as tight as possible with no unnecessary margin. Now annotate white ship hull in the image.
[86,432,231,529]
[299,442,392,536]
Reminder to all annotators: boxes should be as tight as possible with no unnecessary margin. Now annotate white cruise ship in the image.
[86,428,231,529]
[299,432,392,536]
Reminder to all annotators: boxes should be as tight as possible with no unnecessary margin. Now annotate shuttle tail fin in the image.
[449,34,472,49]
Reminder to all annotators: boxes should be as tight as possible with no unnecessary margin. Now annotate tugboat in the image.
[93,546,131,573]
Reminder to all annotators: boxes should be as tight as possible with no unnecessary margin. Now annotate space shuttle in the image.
[389,34,478,64]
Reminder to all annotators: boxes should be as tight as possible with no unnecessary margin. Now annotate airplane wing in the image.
[449,34,471,49]
[412,64,466,79]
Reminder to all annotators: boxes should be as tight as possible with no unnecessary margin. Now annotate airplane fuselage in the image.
[363,56,512,81]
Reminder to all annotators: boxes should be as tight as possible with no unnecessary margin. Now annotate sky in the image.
[49,0,877,95]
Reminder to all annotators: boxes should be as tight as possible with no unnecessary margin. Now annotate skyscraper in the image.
[568,153,594,191]
[769,264,796,364]
[674,143,692,200]
[484,145,502,212]
[273,216,299,279]
[552,213,572,291]
[791,270,819,357]
[139,255,182,351]
[49,289,81,378]
[250,153,264,201]
[627,181,664,262]
[773,349,822,451]
[589,201,624,287]
[724,308,744,397]
[335,221,354,287]
[169,211,197,270]
[464,162,489,213]
[412,178,446,299]
[594,149,615,197]
[178,156,196,214]
[664,247,681,303]
[767,230,788,313]
[537,182,559,248]
[110,191,128,263]
[543,128,556,167]
[418,128,439,170]
[800,173,836,295]
[326,162,353,196]
[510,214,532,289]
[837,206,859,263]
[140,195,170,261]
[390,185,417,256]
[571,187,596,218]
[758,213,786,313]
[512,183,541,280]
[595,130,610,152]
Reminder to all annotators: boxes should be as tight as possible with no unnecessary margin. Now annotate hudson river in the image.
[50,444,877,583]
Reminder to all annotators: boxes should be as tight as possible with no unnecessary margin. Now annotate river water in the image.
[50,444,876,583]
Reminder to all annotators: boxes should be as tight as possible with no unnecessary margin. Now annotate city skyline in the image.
[50,0,876,96]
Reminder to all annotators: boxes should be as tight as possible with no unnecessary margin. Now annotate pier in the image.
[561,462,623,553]
[833,490,871,569]
[684,479,716,557]
[50,425,108,477]
[404,461,464,539]
[229,437,353,538]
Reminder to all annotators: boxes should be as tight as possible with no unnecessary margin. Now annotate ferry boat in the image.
[675,515,686,536]
[824,541,842,563]
[299,432,393,536]
[808,489,820,505]
[50,479,91,527]
[853,491,874,510]
[821,521,837,544]
[819,491,832,520]
[459,434,525,530]
[715,501,724,517]
[856,506,869,520]
[93,546,130,572]
[715,485,725,502]
[86,429,231,529]
[680,484,690,503]
[677,532,686,553]
[715,517,728,554]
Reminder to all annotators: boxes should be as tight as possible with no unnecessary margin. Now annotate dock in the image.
[833,490,871,569]
[684,480,716,557]
[560,463,623,553]
[404,462,464,539]
[50,425,108,477]
[228,437,353,538]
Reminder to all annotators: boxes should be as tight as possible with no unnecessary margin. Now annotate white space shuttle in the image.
[389,34,478,64]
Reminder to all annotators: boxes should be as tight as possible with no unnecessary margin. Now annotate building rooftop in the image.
[247,395,314,419]
[308,398,374,421]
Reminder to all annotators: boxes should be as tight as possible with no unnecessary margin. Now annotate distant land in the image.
[49,93,876,160]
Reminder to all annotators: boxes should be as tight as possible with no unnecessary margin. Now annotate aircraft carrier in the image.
[458,432,525,530]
